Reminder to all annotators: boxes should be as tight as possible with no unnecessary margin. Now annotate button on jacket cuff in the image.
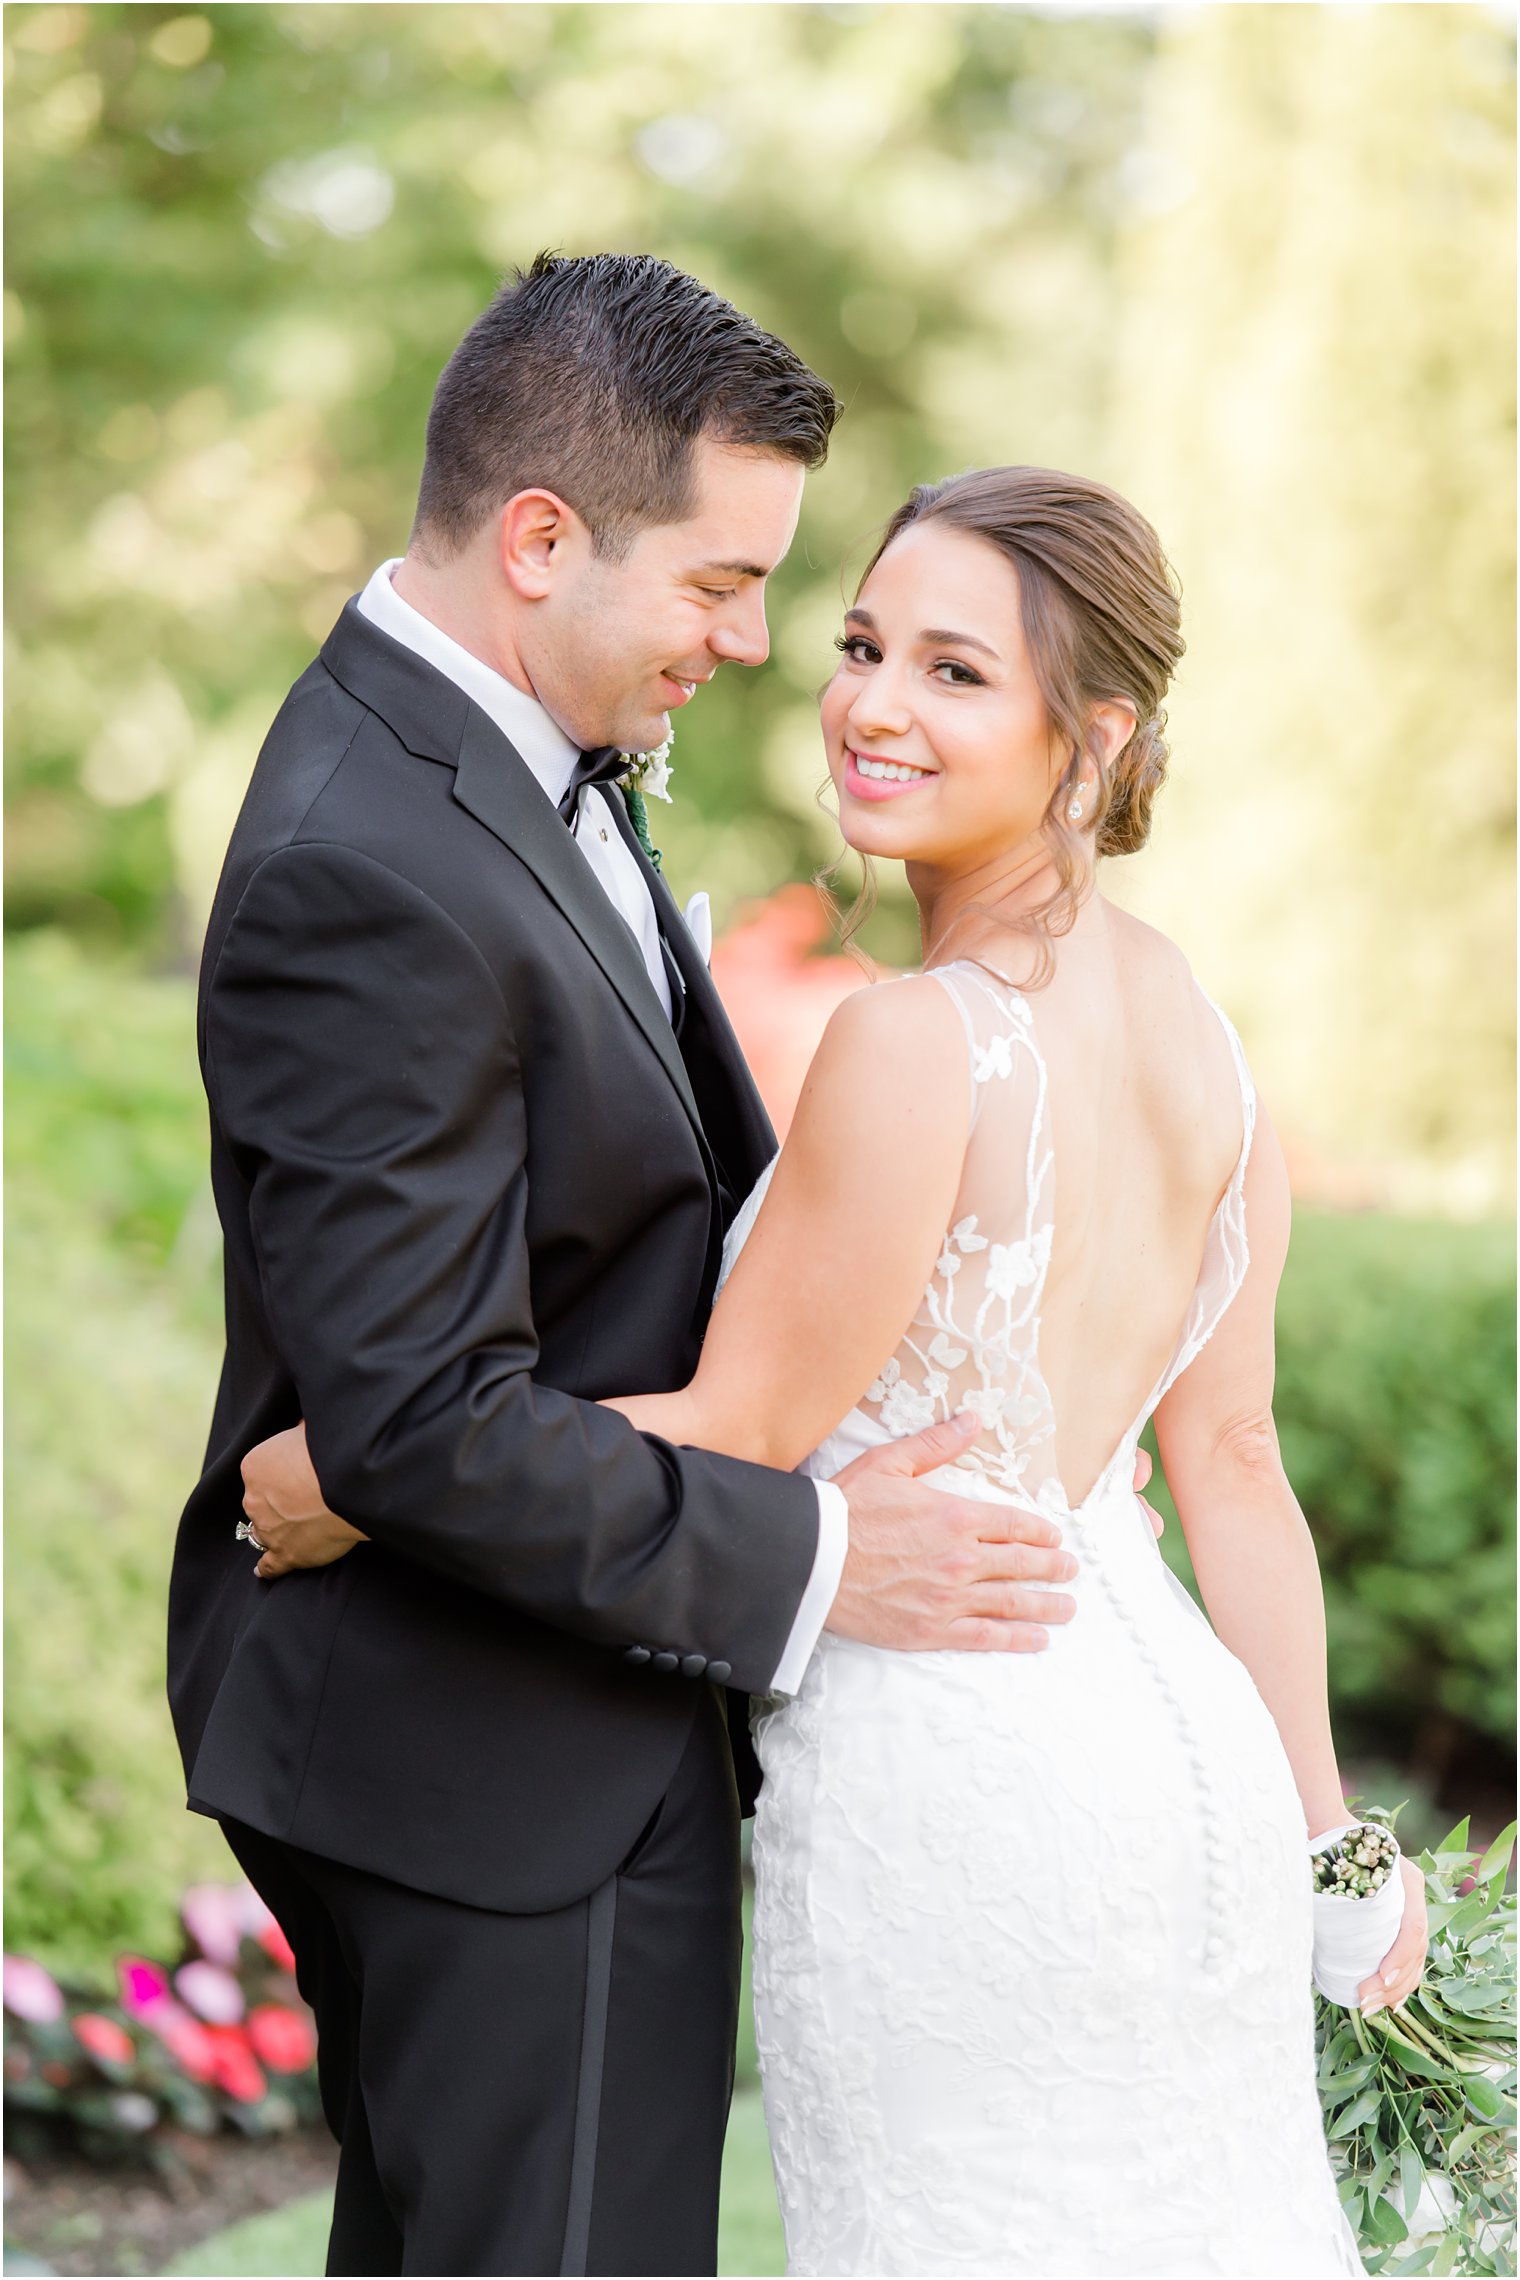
[768,1480,848,1697]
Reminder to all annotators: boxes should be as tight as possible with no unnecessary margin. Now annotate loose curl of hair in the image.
[822,466,1184,983]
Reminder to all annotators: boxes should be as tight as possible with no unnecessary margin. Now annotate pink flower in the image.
[175,1962,245,2026]
[3,1955,64,2024]
[246,2003,317,2074]
[203,2024,267,2104]
[73,2013,135,2068]
[181,1884,248,1967]
[118,1957,173,2018]
[151,2006,217,2083]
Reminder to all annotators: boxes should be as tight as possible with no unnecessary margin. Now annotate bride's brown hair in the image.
[826,466,1184,976]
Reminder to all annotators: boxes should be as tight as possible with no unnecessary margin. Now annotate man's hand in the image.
[1358,1855,1430,2016]
[1134,1444,1165,1539]
[240,1422,367,1581]
[828,1412,1079,1653]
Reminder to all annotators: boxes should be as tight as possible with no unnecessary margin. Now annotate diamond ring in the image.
[235,1520,266,1552]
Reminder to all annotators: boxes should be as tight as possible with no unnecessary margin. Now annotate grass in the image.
[164,2086,784,2276]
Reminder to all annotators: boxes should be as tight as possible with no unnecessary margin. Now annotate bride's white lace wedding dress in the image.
[723,961,1363,2278]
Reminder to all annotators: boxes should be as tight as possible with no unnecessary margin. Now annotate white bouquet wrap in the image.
[1309,1820,1406,2008]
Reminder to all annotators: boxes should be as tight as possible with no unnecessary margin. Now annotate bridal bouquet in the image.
[1312,1821,1407,2007]
[1315,1809,1515,2276]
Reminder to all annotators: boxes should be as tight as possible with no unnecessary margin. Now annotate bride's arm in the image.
[1152,1098,1428,2008]
[604,979,971,1467]
[1152,1101,1346,1832]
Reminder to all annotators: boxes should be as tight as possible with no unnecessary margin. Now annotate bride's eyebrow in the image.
[919,625,999,659]
[845,606,999,660]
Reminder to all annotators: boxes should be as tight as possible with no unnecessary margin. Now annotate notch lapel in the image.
[450,712,706,1143]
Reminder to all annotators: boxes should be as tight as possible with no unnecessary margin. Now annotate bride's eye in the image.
[834,634,880,665]
[931,659,985,687]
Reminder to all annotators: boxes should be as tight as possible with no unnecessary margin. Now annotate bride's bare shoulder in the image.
[799,973,975,1131]
[1101,900,1228,1027]
[814,970,971,1064]
[1100,895,1193,979]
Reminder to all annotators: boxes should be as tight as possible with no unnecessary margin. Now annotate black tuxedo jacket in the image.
[167,602,820,1914]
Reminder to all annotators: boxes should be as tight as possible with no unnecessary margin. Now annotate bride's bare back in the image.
[1008,896,1248,1506]
[833,893,1252,1521]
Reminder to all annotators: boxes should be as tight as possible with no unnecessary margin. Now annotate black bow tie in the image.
[556,747,627,826]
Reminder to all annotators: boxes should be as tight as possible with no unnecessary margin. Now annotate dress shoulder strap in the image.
[922,960,1043,1135]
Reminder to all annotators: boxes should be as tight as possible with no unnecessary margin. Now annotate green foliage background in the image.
[4,4,1515,1980]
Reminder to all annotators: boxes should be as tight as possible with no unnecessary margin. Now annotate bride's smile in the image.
[821,514,1137,953]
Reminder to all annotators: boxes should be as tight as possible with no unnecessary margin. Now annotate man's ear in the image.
[498,488,582,601]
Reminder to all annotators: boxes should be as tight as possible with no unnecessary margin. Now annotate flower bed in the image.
[4,1883,320,2160]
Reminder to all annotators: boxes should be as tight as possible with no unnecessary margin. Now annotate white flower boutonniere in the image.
[620,736,674,803]
[616,735,674,872]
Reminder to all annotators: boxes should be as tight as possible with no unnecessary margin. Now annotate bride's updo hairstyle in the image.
[861,465,1184,960]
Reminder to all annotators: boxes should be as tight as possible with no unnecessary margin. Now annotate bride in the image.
[603,466,1425,2275]
[242,464,1430,2275]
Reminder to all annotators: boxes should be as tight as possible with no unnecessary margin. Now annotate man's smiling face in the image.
[524,434,806,754]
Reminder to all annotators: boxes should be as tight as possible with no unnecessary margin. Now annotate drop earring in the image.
[1067,792,1084,823]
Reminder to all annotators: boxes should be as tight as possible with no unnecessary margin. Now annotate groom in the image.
[168,253,1078,2277]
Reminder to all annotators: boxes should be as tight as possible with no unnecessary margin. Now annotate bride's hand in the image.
[240,1421,368,1580]
[1358,1856,1429,2016]
[1133,1445,1164,1538]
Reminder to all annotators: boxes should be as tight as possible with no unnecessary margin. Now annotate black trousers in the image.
[221,1692,742,2277]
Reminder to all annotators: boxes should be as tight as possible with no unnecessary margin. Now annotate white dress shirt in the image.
[356,562,848,1695]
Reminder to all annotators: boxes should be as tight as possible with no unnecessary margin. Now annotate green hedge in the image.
[1276,1210,1515,1750]
[1149,1210,1516,1768]
[6,934,229,1980]
[5,931,1514,1980]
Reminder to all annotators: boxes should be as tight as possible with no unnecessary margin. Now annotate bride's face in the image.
[820,522,1065,873]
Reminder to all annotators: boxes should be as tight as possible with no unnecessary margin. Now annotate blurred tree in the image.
[4,0,1152,963]
[1105,3,1515,1213]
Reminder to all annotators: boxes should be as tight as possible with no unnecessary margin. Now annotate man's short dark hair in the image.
[412,251,841,561]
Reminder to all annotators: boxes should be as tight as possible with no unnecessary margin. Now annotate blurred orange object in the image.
[710,884,885,1141]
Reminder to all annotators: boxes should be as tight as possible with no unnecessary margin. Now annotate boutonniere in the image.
[618,735,674,872]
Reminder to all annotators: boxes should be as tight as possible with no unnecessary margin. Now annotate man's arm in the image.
[207,839,819,1692]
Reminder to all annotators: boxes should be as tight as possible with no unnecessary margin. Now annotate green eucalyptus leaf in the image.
[1365,2193,1410,2246]
[1462,2074,1508,2123]
[1332,2087,1385,2138]
[1398,2141,1424,2217]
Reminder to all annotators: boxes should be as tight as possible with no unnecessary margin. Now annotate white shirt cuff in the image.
[767,1479,849,1696]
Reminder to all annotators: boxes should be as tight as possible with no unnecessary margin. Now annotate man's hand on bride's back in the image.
[828,1412,1080,1653]
[240,1423,367,1580]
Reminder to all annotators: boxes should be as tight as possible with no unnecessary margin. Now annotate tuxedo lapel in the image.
[604,791,779,1193]
[319,599,708,1153]
[450,715,705,1142]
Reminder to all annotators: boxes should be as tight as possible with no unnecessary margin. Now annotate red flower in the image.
[256,1917,297,1974]
[202,2024,267,2104]
[246,2003,317,2074]
[73,2013,135,2068]
[41,2059,72,2088]
[151,2005,217,2083]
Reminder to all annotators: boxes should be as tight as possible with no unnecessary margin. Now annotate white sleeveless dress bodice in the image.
[720,962,1362,2278]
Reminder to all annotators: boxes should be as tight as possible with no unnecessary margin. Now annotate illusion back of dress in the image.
[854,954,1255,1520]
